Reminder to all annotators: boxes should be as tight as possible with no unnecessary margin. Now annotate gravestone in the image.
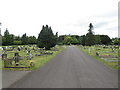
[27,53,32,60]
[96,52,99,56]
[111,47,114,52]
[2,54,12,67]
[40,49,44,54]
[2,53,7,60]
[4,58,11,67]
[26,50,30,55]
[14,52,20,66]
[2,47,6,51]
[17,47,21,51]
[89,48,91,53]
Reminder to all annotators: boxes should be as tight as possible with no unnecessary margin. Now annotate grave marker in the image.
[27,53,33,60]
[14,52,20,66]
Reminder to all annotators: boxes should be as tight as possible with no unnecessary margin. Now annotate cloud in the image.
[0,0,119,38]
[95,22,109,28]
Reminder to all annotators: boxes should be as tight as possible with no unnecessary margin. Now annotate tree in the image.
[63,36,72,45]
[80,35,86,46]
[14,36,22,45]
[3,29,14,45]
[112,38,120,45]
[95,35,101,44]
[100,35,111,45]
[14,36,21,41]
[71,37,79,45]
[55,32,58,44]
[71,35,80,44]
[37,25,57,50]
[85,23,95,46]
[21,33,29,45]
[28,36,37,44]
[63,36,79,45]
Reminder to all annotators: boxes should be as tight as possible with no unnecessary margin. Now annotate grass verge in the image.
[77,46,119,70]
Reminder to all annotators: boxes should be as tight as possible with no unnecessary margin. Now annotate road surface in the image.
[9,46,118,88]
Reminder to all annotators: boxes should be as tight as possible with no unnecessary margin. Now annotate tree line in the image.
[58,23,120,46]
[1,25,58,50]
[1,29,37,46]
[1,23,120,49]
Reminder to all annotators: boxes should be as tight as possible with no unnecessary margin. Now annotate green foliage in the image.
[2,29,14,45]
[63,36,79,45]
[63,36,72,45]
[21,33,29,45]
[79,35,86,46]
[14,41,22,45]
[28,36,37,44]
[95,35,101,44]
[14,36,21,41]
[37,25,57,50]
[100,35,111,45]
[112,38,120,45]
[85,23,95,46]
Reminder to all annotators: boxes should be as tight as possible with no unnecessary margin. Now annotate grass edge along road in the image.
[2,45,66,71]
[77,46,119,70]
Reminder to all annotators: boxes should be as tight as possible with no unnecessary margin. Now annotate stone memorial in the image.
[96,52,99,56]
[2,54,12,67]
[17,47,21,51]
[2,53,7,60]
[27,53,33,60]
[14,52,20,66]
[111,47,114,52]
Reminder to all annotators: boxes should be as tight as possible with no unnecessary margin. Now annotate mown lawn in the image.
[77,45,119,70]
[2,45,66,71]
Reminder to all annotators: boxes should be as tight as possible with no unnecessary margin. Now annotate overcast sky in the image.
[0,0,119,38]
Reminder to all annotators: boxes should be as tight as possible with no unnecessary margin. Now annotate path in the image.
[9,46,118,88]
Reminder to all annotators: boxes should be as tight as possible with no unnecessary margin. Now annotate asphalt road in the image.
[10,46,118,88]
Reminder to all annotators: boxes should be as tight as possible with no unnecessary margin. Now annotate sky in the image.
[0,0,119,38]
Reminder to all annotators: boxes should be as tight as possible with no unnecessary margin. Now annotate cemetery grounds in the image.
[78,45,120,70]
[1,45,66,71]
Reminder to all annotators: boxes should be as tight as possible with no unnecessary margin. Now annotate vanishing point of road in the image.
[10,46,118,88]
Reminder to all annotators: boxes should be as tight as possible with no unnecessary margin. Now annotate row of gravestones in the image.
[80,45,117,57]
[2,49,53,67]
[0,45,37,51]
[2,51,33,67]
[1,45,55,67]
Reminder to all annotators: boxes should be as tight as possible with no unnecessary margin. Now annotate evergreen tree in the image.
[37,25,57,50]
[95,35,101,44]
[85,23,95,46]
[28,36,37,44]
[100,35,111,45]
[3,29,14,45]
[21,33,29,45]
[80,35,86,46]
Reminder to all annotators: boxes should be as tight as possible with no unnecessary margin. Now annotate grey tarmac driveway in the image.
[9,46,118,88]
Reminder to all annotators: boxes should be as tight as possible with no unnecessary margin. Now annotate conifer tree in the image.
[85,23,95,46]
[37,25,57,50]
